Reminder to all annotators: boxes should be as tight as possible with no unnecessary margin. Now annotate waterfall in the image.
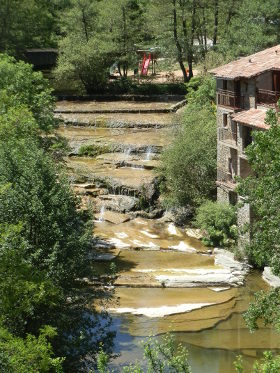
[98,204,105,222]
[124,147,132,159]
[145,146,153,161]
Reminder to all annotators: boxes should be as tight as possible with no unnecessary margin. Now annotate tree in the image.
[221,0,280,57]
[0,326,64,373]
[97,333,192,373]
[0,0,62,57]
[0,54,55,131]
[56,0,114,93]
[238,109,280,272]
[160,75,217,208]
[237,108,280,371]
[0,55,114,371]
[99,0,148,77]
[149,0,197,81]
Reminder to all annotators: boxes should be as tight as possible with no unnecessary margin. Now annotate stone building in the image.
[210,45,280,246]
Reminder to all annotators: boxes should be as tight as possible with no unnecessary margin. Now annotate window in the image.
[243,126,253,150]
[223,80,228,90]
[229,191,237,206]
[223,114,228,127]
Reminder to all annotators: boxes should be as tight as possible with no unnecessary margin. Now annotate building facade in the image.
[211,45,280,246]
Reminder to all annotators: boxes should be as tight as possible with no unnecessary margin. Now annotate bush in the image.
[195,201,237,247]
[159,75,217,208]
[78,144,109,157]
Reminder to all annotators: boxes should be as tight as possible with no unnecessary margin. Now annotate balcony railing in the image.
[217,168,236,187]
[218,127,237,145]
[217,89,243,109]
[257,89,280,106]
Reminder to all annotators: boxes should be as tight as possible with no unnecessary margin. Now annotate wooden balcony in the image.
[218,128,237,146]
[217,90,243,109]
[257,89,280,107]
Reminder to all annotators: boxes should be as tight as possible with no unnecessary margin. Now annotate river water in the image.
[55,100,280,372]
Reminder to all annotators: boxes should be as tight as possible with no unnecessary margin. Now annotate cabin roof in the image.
[231,109,269,129]
[210,45,280,80]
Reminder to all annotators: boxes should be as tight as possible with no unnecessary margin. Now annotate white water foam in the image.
[109,303,215,318]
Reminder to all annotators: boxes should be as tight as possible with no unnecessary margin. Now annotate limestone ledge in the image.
[262,267,280,288]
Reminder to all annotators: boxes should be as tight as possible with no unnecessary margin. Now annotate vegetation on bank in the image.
[195,201,237,247]
[96,333,191,373]
[236,108,280,370]
[0,55,114,372]
[159,75,217,211]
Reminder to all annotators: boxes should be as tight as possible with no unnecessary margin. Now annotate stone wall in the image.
[237,197,252,250]
[216,80,255,249]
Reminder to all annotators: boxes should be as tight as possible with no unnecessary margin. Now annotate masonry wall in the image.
[237,197,252,250]
[216,84,254,249]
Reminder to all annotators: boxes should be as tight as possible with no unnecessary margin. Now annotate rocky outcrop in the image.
[262,267,280,288]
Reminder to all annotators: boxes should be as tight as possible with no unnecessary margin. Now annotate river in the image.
[55,98,280,372]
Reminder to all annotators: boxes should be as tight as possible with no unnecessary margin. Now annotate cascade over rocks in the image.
[57,98,251,338]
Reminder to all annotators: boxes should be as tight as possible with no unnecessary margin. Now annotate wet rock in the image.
[95,211,131,224]
[262,267,280,287]
[160,207,194,226]
[155,268,245,288]
[96,195,139,213]
[129,208,164,220]
[213,248,250,286]
[185,227,203,240]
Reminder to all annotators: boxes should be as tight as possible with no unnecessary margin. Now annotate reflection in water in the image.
[109,273,280,373]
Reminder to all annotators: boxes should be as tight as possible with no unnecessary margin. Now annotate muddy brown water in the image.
[57,102,280,372]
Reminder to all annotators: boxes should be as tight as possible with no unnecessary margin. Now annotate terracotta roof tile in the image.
[210,45,280,79]
[231,109,269,129]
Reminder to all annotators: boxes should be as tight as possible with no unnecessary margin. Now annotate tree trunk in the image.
[172,0,188,82]
[188,0,197,79]
[81,8,89,42]
[213,0,218,46]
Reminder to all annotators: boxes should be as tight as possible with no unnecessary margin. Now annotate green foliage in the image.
[0,110,92,287]
[160,75,216,208]
[0,0,63,57]
[0,54,55,131]
[0,108,115,370]
[0,56,114,371]
[96,333,191,373]
[0,326,64,373]
[244,289,280,333]
[238,109,280,272]
[195,201,237,247]
[0,223,62,336]
[234,352,280,373]
[78,144,109,157]
[237,108,280,373]
[234,355,244,373]
[253,352,280,373]
[222,0,280,58]
[55,0,113,93]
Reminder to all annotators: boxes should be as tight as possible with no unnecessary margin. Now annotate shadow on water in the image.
[92,253,139,276]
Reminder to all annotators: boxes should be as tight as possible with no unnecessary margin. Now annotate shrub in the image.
[78,144,109,157]
[195,201,237,247]
[159,75,216,209]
